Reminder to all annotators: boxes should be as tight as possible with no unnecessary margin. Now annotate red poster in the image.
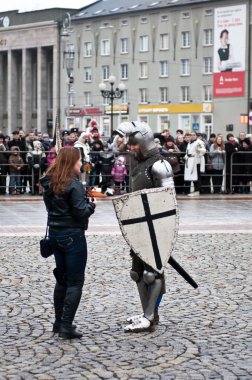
[213,5,246,98]
[213,71,245,98]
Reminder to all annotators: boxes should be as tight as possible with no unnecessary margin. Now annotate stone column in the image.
[37,47,47,132]
[53,43,60,127]
[22,48,32,132]
[0,54,4,128]
[7,50,18,135]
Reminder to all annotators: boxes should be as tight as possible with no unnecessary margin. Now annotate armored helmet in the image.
[116,121,156,158]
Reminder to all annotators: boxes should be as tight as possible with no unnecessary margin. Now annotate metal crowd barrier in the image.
[230,151,252,194]
[0,149,251,195]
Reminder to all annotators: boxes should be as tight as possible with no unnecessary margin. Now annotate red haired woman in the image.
[41,147,96,339]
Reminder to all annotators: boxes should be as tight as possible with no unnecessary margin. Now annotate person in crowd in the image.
[237,138,252,194]
[207,133,216,151]
[8,146,24,195]
[154,138,162,151]
[0,134,8,194]
[176,129,184,136]
[154,129,171,146]
[40,147,96,339]
[46,146,57,167]
[99,143,115,194]
[89,127,103,145]
[174,134,189,194]
[9,130,26,152]
[27,140,46,195]
[225,133,240,194]
[74,132,92,184]
[210,135,225,194]
[111,134,127,154]
[36,131,43,142]
[26,131,36,152]
[184,131,206,196]
[9,131,27,193]
[107,130,119,148]
[41,133,51,152]
[198,133,211,194]
[161,136,181,175]
[62,130,70,147]
[89,140,103,187]
[111,156,127,195]
[87,119,103,142]
[238,132,246,146]
[4,135,10,149]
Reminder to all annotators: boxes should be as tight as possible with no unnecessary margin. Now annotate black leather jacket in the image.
[41,176,95,229]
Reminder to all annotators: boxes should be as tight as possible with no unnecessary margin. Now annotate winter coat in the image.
[8,146,24,172]
[74,140,91,163]
[111,164,127,183]
[209,144,225,171]
[99,151,115,175]
[184,139,206,181]
[46,147,57,166]
[0,145,8,175]
[225,142,239,174]
[40,176,95,230]
[238,146,252,182]
[27,149,46,172]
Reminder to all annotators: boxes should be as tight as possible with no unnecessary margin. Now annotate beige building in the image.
[0,8,75,136]
[60,0,252,138]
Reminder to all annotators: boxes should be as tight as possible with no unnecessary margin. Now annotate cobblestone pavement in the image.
[0,233,251,379]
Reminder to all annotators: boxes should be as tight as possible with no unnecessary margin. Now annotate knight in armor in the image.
[116,121,174,333]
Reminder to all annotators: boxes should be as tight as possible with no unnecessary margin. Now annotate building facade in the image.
[0,8,75,136]
[60,0,252,138]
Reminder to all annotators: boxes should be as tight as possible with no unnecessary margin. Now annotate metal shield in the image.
[112,187,179,274]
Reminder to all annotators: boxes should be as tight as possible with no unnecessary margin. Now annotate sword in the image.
[168,256,198,289]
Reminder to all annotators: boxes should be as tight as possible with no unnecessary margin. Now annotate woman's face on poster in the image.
[220,32,229,47]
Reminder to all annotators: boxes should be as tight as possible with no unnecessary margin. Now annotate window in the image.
[203,29,213,46]
[181,86,190,102]
[181,31,190,48]
[139,88,148,104]
[205,9,213,16]
[160,87,168,103]
[141,17,148,24]
[120,38,129,54]
[139,115,149,124]
[203,57,213,74]
[203,85,212,101]
[139,62,148,78]
[121,89,128,104]
[160,34,169,50]
[182,11,190,19]
[121,64,128,80]
[160,60,168,77]
[84,92,91,106]
[159,115,169,131]
[84,42,92,57]
[121,19,128,26]
[84,67,92,81]
[161,15,168,22]
[101,39,110,56]
[140,35,149,52]
[102,96,109,106]
[102,65,110,80]
[181,59,190,76]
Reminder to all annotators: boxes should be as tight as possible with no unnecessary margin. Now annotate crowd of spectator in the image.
[0,119,252,196]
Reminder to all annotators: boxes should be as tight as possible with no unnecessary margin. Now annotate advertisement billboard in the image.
[213,4,246,98]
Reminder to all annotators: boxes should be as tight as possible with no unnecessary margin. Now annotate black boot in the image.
[53,283,66,333]
[59,285,83,339]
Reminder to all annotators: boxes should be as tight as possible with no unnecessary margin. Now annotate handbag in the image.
[40,224,54,258]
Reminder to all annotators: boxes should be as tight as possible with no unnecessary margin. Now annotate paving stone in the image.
[0,233,251,379]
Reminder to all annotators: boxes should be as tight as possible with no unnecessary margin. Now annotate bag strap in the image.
[45,220,49,238]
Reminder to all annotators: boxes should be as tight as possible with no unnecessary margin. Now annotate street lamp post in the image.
[64,47,75,108]
[99,75,126,132]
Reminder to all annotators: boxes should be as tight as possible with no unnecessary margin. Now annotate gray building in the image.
[60,0,252,138]
[0,8,75,136]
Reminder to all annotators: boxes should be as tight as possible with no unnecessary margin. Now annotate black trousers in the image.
[212,169,223,193]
